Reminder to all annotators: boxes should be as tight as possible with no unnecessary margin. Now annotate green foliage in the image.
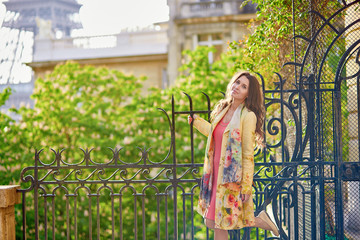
[231,0,295,82]
[19,62,143,151]
[325,234,349,240]
[0,88,31,239]
[0,87,24,185]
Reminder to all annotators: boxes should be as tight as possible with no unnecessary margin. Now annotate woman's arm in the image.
[189,115,211,137]
[240,111,256,195]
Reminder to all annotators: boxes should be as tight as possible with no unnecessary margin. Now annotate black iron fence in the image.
[18,146,203,240]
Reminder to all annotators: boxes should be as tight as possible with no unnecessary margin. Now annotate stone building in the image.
[28,0,256,88]
[167,0,256,85]
[28,27,169,91]
[0,0,256,114]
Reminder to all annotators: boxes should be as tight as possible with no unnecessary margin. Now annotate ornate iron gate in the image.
[17,1,360,239]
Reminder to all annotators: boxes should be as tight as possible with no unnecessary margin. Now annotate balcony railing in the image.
[32,27,168,62]
[178,0,256,19]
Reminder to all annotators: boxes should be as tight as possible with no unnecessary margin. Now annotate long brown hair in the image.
[211,71,265,140]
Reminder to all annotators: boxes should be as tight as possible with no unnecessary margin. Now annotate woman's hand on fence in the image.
[188,114,197,124]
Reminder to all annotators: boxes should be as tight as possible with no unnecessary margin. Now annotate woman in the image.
[188,71,279,239]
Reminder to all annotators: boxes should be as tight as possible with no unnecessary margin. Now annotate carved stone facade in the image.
[167,0,256,85]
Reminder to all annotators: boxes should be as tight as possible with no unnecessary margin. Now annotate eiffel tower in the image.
[0,0,82,117]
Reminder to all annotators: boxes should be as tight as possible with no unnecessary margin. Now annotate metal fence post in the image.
[0,185,21,240]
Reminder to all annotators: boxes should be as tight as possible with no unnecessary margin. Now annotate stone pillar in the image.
[0,186,21,240]
[167,0,182,86]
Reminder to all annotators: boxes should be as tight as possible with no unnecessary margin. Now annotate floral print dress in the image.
[193,104,256,230]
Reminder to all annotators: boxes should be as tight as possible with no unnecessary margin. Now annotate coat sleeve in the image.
[240,111,256,195]
[193,116,211,137]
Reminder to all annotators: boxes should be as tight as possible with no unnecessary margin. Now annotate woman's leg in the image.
[253,211,280,236]
[253,216,272,230]
[205,218,215,228]
[205,218,228,240]
[214,228,228,240]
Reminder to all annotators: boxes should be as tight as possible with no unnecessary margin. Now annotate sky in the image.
[0,0,170,36]
[75,0,169,36]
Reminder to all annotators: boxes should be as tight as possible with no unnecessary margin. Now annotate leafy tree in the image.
[0,87,26,185]
[18,62,143,152]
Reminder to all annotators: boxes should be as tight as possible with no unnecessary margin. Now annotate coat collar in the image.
[212,104,231,128]
[212,103,245,133]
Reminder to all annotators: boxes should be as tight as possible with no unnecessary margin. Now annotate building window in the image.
[193,33,223,63]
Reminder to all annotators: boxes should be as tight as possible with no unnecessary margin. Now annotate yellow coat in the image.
[193,104,256,230]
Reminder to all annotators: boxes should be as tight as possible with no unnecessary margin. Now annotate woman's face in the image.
[230,75,249,103]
